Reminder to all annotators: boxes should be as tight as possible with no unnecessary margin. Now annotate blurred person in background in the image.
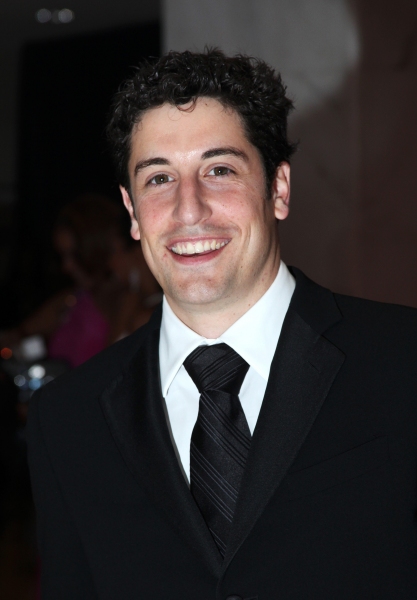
[45,193,119,367]
[1,194,160,368]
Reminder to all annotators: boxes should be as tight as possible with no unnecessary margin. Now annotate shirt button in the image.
[226,596,242,600]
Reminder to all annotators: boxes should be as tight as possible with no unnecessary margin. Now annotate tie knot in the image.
[183,343,249,396]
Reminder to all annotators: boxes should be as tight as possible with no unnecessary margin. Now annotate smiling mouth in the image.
[170,239,229,255]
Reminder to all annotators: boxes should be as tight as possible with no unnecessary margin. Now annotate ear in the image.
[271,162,290,221]
[120,186,140,240]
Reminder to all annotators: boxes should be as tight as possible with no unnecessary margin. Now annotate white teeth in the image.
[171,240,229,255]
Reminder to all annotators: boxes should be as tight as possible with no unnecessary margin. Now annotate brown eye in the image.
[150,173,173,185]
[209,166,232,176]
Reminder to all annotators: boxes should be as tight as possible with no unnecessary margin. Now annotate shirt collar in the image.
[159,261,295,397]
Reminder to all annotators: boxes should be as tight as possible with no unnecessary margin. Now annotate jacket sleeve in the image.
[26,389,98,600]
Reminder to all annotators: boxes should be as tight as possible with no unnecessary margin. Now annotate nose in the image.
[173,176,212,225]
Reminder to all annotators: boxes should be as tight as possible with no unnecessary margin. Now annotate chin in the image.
[170,281,229,308]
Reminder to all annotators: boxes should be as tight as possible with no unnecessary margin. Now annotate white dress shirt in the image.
[159,261,295,481]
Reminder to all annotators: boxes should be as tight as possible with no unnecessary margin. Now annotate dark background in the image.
[2,22,160,328]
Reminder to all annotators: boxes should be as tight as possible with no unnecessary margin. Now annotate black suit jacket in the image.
[27,269,417,599]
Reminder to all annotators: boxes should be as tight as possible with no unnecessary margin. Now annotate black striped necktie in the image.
[183,343,251,558]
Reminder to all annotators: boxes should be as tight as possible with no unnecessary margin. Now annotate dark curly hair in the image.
[106,48,297,196]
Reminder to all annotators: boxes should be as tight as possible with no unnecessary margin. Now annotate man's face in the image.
[121,98,290,322]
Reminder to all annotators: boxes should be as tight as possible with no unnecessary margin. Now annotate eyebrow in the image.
[134,157,170,176]
[133,146,249,177]
[201,146,249,162]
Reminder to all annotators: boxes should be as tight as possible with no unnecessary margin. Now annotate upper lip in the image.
[167,235,230,245]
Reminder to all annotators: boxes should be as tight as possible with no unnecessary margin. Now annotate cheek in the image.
[136,203,164,239]
[216,192,253,223]
[224,195,263,231]
[139,232,171,276]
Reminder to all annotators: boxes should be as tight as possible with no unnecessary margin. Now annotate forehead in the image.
[129,98,251,159]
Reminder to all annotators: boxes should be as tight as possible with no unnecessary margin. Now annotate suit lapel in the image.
[224,272,345,568]
[99,313,222,578]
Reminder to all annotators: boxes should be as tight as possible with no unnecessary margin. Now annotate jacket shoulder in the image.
[290,268,417,358]
[333,292,417,334]
[291,266,417,332]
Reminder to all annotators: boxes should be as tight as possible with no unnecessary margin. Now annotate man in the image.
[27,49,417,599]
